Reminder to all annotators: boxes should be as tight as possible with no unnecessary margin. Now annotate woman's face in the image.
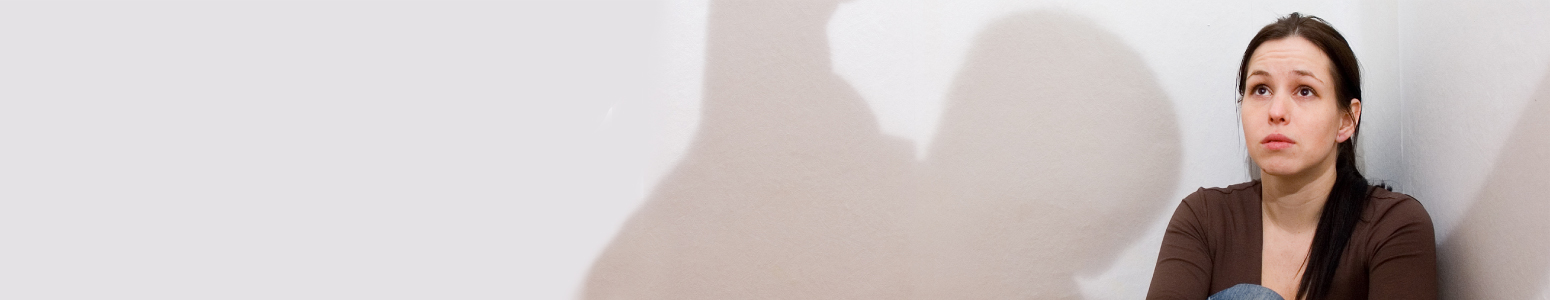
[1240,36,1359,178]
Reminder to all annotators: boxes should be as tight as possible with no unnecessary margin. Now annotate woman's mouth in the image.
[1261,133,1296,150]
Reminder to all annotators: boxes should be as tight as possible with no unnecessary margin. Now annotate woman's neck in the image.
[1260,164,1339,233]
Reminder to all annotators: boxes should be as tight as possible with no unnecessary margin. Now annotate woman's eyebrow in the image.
[1250,69,1324,84]
[1293,69,1325,83]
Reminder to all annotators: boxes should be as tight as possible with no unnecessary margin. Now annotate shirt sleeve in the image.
[1366,198,1439,300]
[1147,191,1214,300]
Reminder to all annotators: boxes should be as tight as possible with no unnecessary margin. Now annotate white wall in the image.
[1399,1,1550,299]
[1,1,1545,300]
[0,1,664,299]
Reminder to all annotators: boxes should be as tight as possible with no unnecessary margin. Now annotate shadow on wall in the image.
[582,1,1180,299]
[910,11,1180,299]
[1439,73,1550,299]
[583,1,916,298]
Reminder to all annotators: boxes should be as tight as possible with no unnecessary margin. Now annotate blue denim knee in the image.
[1207,283,1285,300]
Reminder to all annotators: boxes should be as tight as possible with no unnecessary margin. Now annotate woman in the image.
[1146,13,1437,300]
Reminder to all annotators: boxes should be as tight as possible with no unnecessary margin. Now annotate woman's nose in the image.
[1266,95,1289,124]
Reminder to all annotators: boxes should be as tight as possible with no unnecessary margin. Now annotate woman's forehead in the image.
[1247,37,1333,81]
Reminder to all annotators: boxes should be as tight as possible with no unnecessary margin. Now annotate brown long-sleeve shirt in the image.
[1146,181,1437,300]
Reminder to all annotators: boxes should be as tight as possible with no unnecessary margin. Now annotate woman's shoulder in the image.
[1165,180,1264,235]
[1362,186,1434,226]
[1177,181,1261,214]
[1183,181,1260,204]
[1353,186,1438,266]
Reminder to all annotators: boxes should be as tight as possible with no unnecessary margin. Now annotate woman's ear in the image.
[1338,98,1361,142]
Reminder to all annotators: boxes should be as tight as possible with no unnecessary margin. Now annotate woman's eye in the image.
[1297,87,1313,97]
[1253,86,1270,95]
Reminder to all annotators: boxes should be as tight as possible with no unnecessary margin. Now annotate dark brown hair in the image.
[1235,12,1384,300]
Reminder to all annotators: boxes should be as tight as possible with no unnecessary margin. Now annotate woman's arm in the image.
[1367,198,1438,300]
[1147,192,1215,300]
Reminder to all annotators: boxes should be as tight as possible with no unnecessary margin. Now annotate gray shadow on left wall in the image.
[581,3,1181,299]
[582,1,917,298]
[909,11,1181,299]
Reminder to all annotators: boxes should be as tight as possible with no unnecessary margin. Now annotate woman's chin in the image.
[1255,163,1303,177]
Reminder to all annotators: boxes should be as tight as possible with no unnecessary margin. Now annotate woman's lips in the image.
[1261,133,1295,150]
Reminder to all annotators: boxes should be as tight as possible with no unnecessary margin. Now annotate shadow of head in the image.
[1439,72,1550,299]
[912,10,1182,299]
